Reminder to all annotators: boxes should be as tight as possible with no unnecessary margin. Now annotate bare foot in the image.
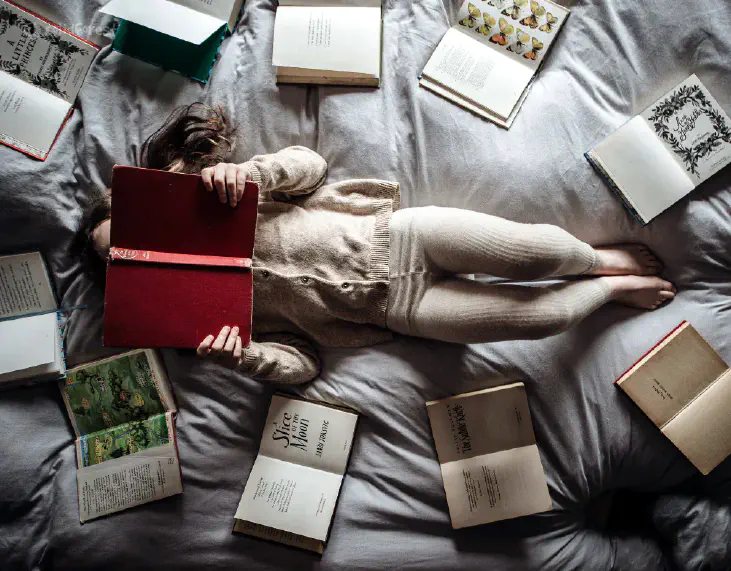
[601,275,676,310]
[590,245,663,276]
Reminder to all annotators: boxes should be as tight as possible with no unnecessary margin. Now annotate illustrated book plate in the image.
[0,0,99,159]
[586,74,731,224]
[59,349,182,522]
[419,0,569,128]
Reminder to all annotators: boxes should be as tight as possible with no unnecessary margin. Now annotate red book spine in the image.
[109,247,251,269]
[614,321,688,384]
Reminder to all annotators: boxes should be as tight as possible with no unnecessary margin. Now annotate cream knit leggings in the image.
[385,207,613,343]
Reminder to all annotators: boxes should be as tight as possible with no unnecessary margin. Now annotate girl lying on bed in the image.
[78,103,676,385]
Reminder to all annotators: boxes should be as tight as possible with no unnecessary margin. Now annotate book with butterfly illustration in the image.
[272,0,382,87]
[419,0,568,128]
[586,75,731,224]
[0,0,99,160]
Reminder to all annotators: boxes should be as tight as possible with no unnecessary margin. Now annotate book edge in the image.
[426,381,526,407]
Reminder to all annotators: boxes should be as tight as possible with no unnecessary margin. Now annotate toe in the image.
[659,290,675,299]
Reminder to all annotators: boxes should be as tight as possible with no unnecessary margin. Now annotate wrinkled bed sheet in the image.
[1,0,730,569]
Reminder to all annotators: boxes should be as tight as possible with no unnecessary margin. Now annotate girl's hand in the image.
[197,326,243,369]
[201,163,250,208]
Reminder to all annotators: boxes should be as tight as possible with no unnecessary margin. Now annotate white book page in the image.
[77,443,182,523]
[258,395,357,475]
[101,0,226,45]
[591,116,695,222]
[440,444,552,528]
[0,252,56,318]
[235,455,344,541]
[421,28,533,119]
[171,0,240,23]
[280,0,380,5]
[0,1,97,104]
[0,313,56,375]
[272,6,381,76]
[0,72,70,157]
[640,75,731,185]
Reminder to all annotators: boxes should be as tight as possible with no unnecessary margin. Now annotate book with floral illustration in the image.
[0,0,98,159]
[419,0,569,128]
[586,75,731,224]
[59,349,182,523]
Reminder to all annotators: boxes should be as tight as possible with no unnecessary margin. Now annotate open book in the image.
[59,350,182,522]
[426,382,552,528]
[233,395,358,553]
[101,0,243,82]
[0,0,98,159]
[616,321,731,475]
[0,252,65,387]
[420,0,569,128]
[586,75,731,224]
[272,0,382,86]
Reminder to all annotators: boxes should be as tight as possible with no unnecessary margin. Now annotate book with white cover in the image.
[272,0,382,86]
[0,252,65,387]
[586,75,731,224]
[0,0,98,159]
[233,394,359,553]
[101,0,243,45]
[419,0,569,128]
[426,382,552,528]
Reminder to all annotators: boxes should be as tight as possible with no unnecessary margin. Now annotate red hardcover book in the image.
[103,166,258,349]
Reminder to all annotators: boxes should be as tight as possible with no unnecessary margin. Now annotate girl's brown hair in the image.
[76,102,234,286]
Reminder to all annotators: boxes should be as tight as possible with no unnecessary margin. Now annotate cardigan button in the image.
[341,282,350,289]
[301,276,310,284]
[261,270,270,278]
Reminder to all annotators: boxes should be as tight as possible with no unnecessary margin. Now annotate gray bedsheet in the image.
[1,0,730,569]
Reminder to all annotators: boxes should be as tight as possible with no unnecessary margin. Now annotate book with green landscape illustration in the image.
[60,349,182,522]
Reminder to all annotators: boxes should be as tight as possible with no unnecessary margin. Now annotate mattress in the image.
[1,0,729,569]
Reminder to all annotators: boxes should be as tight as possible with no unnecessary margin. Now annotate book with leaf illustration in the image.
[0,0,98,159]
[272,0,382,86]
[101,0,243,83]
[586,75,731,224]
[233,394,359,553]
[616,321,731,475]
[426,382,552,528]
[419,0,569,128]
[59,350,182,522]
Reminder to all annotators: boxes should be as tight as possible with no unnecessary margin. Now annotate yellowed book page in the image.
[662,369,731,475]
[617,323,727,428]
[232,520,324,554]
[440,444,552,528]
[427,382,536,464]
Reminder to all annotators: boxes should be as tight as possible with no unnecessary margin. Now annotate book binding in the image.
[109,247,252,269]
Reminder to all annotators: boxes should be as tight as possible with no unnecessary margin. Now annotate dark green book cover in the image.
[112,20,227,83]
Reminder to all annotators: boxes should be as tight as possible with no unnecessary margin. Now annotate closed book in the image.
[103,166,258,349]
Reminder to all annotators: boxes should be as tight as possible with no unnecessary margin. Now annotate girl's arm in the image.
[201,146,327,207]
[197,327,320,385]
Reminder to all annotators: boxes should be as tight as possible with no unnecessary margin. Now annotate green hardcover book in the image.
[113,20,226,83]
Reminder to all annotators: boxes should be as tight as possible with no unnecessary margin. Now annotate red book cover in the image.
[103,166,258,349]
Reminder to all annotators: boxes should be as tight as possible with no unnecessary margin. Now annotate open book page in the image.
[76,413,175,468]
[662,369,731,475]
[0,1,97,104]
[272,6,381,76]
[257,395,358,475]
[234,455,344,541]
[0,252,56,318]
[616,323,728,429]
[640,75,731,186]
[427,383,552,527]
[61,350,175,437]
[0,71,71,158]
[77,440,182,523]
[421,29,533,119]
[589,116,696,222]
[171,0,243,29]
[0,312,57,375]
